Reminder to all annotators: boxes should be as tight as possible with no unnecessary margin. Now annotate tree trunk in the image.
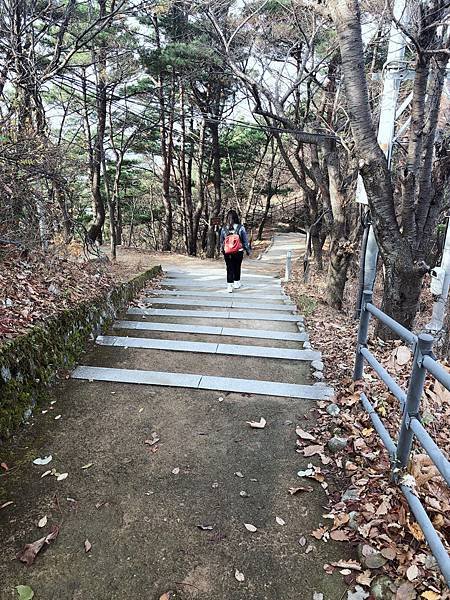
[380,258,424,335]
[206,119,222,258]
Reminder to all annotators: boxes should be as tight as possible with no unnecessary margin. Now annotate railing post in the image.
[396,333,434,469]
[285,250,292,282]
[354,290,372,380]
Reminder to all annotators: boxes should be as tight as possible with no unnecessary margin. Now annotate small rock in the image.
[326,404,340,417]
[48,283,61,295]
[358,544,388,569]
[327,436,348,453]
[311,360,324,371]
[303,342,312,349]
[313,371,324,380]
[348,511,359,530]
[239,491,249,498]
[370,575,396,599]
[342,487,360,501]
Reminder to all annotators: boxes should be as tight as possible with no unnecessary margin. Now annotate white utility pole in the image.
[427,216,450,332]
[356,0,407,306]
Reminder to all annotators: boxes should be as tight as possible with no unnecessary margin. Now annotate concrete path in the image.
[0,234,350,600]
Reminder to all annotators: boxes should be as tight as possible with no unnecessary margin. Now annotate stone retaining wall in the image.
[0,265,161,439]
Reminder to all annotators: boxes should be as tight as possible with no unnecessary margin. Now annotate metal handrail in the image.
[354,290,450,586]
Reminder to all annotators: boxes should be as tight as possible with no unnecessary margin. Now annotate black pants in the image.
[224,252,244,283]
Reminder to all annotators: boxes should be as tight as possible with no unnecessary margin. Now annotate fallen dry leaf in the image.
[303,444,324,457]
[144,432,160,446]
[296,427,315,441]
[330,560,362,571]
[330,529,349,541]
[406,564,419,581]
[37,516,47,528]
[246,417,266,429]
[159,591,175,600]
[84,539,92,552]
[1,462,9,471]
[421,592,440,600]
[288,486,313,495]
[33,455,52,466]
[395,345,412,366]
[16,524,60,566]
[395,581,416,600]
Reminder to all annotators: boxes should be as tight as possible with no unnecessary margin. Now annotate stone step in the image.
[96,335,319,361]
[142,297,294,312]
[162,279,281,289]
[127,307,303,323]
[146,290,286,301]
[113,321,307,342]
[72,365,333,400]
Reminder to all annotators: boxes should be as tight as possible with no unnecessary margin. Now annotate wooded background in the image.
[1,0,449,334]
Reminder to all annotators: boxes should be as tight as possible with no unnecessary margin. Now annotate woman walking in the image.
[220,210,251,293]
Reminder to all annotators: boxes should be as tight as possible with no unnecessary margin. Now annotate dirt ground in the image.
[0,240,355,600]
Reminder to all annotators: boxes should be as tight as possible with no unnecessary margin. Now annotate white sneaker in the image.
[233,281,241,289]
[227,284,233,293]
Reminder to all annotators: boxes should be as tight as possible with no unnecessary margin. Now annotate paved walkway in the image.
[1,234,350,600]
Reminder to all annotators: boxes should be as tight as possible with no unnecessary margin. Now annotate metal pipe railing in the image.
[401,485,450,586]
[354,291,450,585]
[366,302,418,346]
[360,347,407,406]
[409,418,450,486]
[422,354,450,390]
[360,393,397,457]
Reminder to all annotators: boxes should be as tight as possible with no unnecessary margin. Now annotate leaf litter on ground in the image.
[286,265,450,597]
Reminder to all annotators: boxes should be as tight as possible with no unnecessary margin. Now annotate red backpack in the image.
[224,226,243,255]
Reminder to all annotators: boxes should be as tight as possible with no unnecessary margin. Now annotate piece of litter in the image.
[56,473,68,481]
[54,415,61,420]
[197,524,214,530]
[244,523,257,532]
[172,467,180,475]
[50,401,56,405]
[246,417,266,429]
[276,516,286,526]
[218,397,224,402]
[81,463,93,470]
[239,490,249,498]
[234,569,245,582]
[139,407,144,413]
[212,482,219,488]
[84,539,92,552]
[33,455,52,466]
[41,410,48,414]
[41,470,52,478]
[1,501,13,509]
[234,471,244,478]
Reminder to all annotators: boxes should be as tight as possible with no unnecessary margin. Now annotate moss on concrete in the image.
[0,265,161,439]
